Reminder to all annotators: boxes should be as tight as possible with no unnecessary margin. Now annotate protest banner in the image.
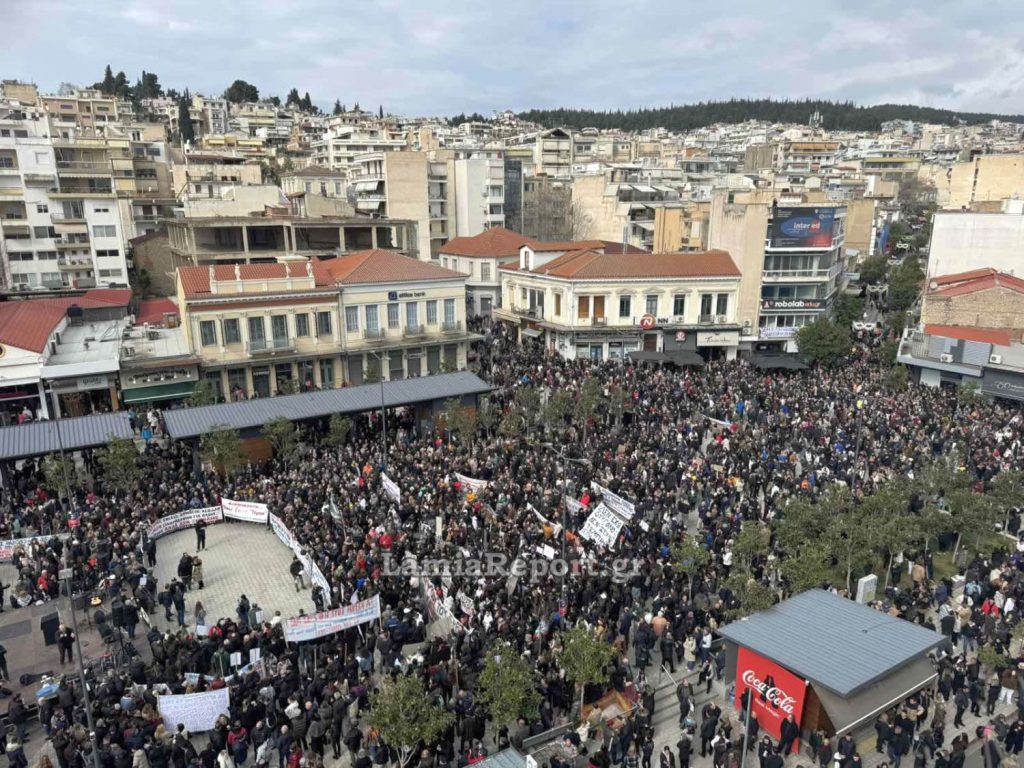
[381,472,401,503]
[589,481,636,519]
[147,507,223,540]
[579,503,623,548]
[284,595,381,643]
[565,496,586,514]
[157,688,230,733]
[328,496,342,523]
[221,498,269,524]
[0,533,71,560]
[454,473,489,493]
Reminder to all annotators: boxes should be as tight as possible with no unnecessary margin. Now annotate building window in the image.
[619,295,632,318]
[481,262,491,281]
[426,300,438,325]
[98,268,122,278]
[199,320,217,347]
[227,368,247,395]
[247,316,265,343]
[294,314,310,337]
[365,305,379,332]
[444,298,456,325]
[36,251,57,261]
[406,302,419,328]
[95,249,120,258]
[578,295,590,319]
[33,226,56,239]
[222,318,241,344]
[645,295,658,315]
[700,294,713,317]
[554,292,562,316]
[36,204,48,214]
[319,359,335,388]
[92,225,116,238]
[716,293,729,316]
[387,303,399,328]
[316,311,332,337]
[345,306,359,333]
[271,315,288,343]
[673,295,686,316]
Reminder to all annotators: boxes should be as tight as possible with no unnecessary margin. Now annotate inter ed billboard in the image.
[771,207,836,249]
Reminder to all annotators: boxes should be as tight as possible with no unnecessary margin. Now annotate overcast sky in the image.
[5,0,1024,117]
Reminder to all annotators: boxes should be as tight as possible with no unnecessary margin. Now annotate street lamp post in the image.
[542,443,589,612]
[368,351,388,466]
[53,421,102,768]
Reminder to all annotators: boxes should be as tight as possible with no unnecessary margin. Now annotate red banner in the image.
[735,647,807,748]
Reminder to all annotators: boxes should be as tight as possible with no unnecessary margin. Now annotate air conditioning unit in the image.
[673,315,685,323]
[939,353,954,363]
[990,353,1003,365]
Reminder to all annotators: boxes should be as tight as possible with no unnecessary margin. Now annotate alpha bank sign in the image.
[982,369,1024,403]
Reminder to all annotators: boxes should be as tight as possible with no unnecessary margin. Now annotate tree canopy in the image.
[223,79,259,103]
[796,317,850,367]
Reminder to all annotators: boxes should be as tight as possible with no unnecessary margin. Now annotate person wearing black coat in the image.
[677,734,692,768]
[779,714,799,756]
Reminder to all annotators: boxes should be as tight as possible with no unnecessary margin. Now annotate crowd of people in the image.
[3,323,1024,768]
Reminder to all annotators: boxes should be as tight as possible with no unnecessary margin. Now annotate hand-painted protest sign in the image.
[589,481,636,519]
[157,688,230,733]
[221,498,269,524]
[284,595,381,643]
[579,503,624,548]
[148,507,223,540]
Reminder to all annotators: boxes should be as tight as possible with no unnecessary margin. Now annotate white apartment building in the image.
[453,153,505,235]
[495,245,743,360]
[310,124,409,172]
[349,151,433,261]
[0,101,129,289]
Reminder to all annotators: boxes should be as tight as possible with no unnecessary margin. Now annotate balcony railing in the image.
[58,258,93,270]
[56,236,90,249]
[363,328,387,341]
[698,314,731,324]
[762,269,831,280]
[590,317,607,326]
[403,324,426,338]
[513,306,540,319]
[56,160,111,174]
[441,320,462,334]
[247,338,294,354]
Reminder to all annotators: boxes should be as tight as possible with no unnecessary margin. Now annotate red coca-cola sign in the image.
[735,646,807,747]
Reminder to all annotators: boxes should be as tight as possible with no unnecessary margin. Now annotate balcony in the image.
[590,317,607,326]
[56,160,111,176]
[441,320,462,334]
[56,236,90,250]
[363,328,388,343]
[51,212,87,224]
[403,324,426,338]
[513,306,540,319]
[58,257,93,270]
[247,338,294,355]
[3,238,33,251]
[0,167,19,176]
[698,314,731,324]
[23,173,56,186]
[762,269,831,281]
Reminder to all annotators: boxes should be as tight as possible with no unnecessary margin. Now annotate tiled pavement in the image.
[149,520,315,631]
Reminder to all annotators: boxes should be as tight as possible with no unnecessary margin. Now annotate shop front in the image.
[981,368,1024,404]
[46,374,119,418]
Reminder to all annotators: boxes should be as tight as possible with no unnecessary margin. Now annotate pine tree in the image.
[113,71,130,99]
[286,88,301,107]
[332,99,343,116]
[378,104,384,119]
[301,92,313,112]
[99,65,115,94]
[178,90,195,145]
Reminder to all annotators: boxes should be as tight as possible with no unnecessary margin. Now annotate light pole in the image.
[542,443,590,612]
[852,395,865,490]
[53,421,102,768]
[368,351,388,467]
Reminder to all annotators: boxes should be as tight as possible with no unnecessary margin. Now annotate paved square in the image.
[149,520,315,630]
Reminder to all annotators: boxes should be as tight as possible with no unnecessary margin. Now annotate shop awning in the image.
[667,351,706,367]
[750,354,808,370]
[122,381,197,404]
[628,351,670,364]
[814,656,938,734]
[521,328,543,339]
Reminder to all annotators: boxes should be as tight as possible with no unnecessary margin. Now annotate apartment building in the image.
[573,174,686,249]
[280,167,347,198]
[176,250,473,398]
[0,101,130,290]
[919,154,1024,210]
[41,88,121,131]
[195,134,268,159]
[709,190,847,351]
[925,201,1024,278]
[495,245,742,360]
[348,150,433,260]
[195,95,229,136]
[452,152,505,235]
[171,152,264,199]
[310,123,408,171]
[775,140,839,175]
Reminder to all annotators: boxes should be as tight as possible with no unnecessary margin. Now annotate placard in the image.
[381,473,401,503]
[157,688,230,733]
[455,473,489,493]
[284,595,382,643]
[148,507,223,540]
[221,498,269,524]
[578,503,624,548]
[589,482,635,519]
[0,533,71,560]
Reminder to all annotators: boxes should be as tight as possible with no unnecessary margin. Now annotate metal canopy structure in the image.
[750,353,809,371]
[163,371,492,440]
[0,413,134,462]
[627,350,670,364]
[667,350,707,367]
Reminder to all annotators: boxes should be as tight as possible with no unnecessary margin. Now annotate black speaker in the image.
[40,612,60,646]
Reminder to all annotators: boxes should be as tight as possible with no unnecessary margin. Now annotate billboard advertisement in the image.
[760,299,825,311]
[735,647,807,748]
[771,207,836,249]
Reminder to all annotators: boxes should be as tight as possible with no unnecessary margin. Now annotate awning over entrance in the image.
[750,354,808,370]
[521,328,543,339]
[122,381,197,404]
[667,351,706,367]
[627,351,669,364]
[813,656,937,734]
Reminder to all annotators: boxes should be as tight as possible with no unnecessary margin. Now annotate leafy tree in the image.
[364,369,383,385]
[543,389,572,435]
[200,426,244,476]
[327,414,353,447]
[136,70,162,99]
[42,453,82,502]
[821,487,877,592]
[186,379,217,407]
[332,99,343,116]
[833,294,864,328]
[223,79,259,103]
[731,523,771,573]
[276,378,299,395]
[476,641,543,730]
[574,378,604,444]
[178,90,195,144]
[670,537,710,599]
[779,541,833,595]
[885,364,908,393]
[560,625,617,713]
[796,317,850,367]
[379,104,384,119]
[266,95,281,107]
[725,572,777,618]
[948,487,1001,557]
[498,409,519,440]
[977,644,1010,674]
[514,386,541,434]
[879,339,899,368]
[859,255,888,285]
[286,88,302,107]
[990,471,1024,532]
[112,71,130,99]
[260,155,294,186]
[477,397,499,439]
[367,674,454,767]
[97,436,142,495]
[264,417,299,463]
[442,398,477,446]
[888,259,925,312]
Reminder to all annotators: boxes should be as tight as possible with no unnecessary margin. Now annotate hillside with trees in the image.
[518,98,1024,132]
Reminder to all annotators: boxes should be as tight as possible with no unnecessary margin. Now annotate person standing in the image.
[124,598,140,640]
[195,520,208,552]
[193,558,205,590]
[146,537,157,568]
[178,553,194,591]
[0,641,8,681]
[290,557,305,592]
[57,624,75,665]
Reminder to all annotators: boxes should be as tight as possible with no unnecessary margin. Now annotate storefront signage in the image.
[759,326,797,339]
[982,369,1024,403]
[389,291,426,300]
[675,331,687,342]
[697,331,739,347]
[761,299,824,310]
[639,314,656,330]
[736,647,807,748]
[77,375,109,391]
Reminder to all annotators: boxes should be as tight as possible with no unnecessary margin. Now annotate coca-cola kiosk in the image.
[719,590,946,753]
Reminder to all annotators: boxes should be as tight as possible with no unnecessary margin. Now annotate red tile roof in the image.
[924,324,1012,346]
[510,249,740,280]
[136,298,179,326]
[0,289,133,353]
[320,249,464,285]
[529,239,606,253]
[931,268,997,286]
[929,271,1024,298]
[178,261,334,298]
[596,240,649,254]
[438,227,610,259]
